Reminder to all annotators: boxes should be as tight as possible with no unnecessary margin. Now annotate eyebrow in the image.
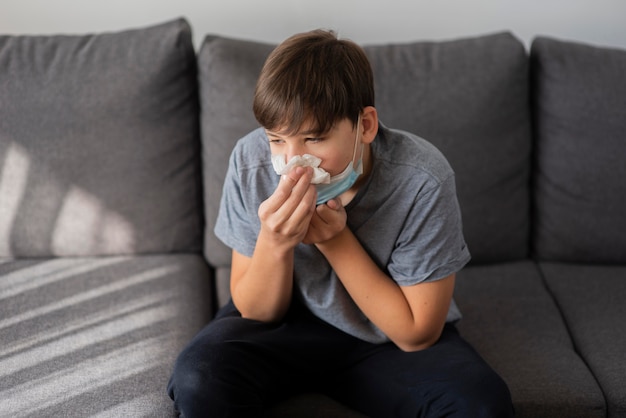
[266,128,321,138]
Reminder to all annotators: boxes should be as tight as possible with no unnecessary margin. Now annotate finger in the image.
[263,166,311,213]
[261,168,315,234]
[269,183,316,241]
[259,185,315,240]
[324,198,343,211]
[288,182,317,228]
[308,208,325,230]
[317,198,342,216]
[273,167,314,215]
[313,205,332,226]
[315,199,346,225]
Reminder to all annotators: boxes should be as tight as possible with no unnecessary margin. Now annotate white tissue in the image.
[271,154,331,184]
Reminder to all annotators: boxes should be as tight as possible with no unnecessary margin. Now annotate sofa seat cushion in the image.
[540,263,626,417]
[531,37,626,263]
[0,254,212,416]
[455,261,605,417]
[0,19,203,257]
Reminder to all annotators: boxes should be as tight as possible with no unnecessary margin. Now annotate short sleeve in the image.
[387,174,471,286]
[214,147,259,258]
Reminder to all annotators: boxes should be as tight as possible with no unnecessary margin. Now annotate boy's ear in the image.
[361,106,379,144]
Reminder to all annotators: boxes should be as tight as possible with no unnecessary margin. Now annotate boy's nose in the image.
[286,144,306,161]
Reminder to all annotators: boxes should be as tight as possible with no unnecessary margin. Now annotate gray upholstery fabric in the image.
[198,36,275,269]
[531,37,626,263]
[214,266,232,308]
[0,254,212,417]
[455,262,605,417]
[0,19,203,257]
[540,263,626,417]
[365,33,532,263]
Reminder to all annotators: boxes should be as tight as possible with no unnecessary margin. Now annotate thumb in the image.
[325,197,343,210]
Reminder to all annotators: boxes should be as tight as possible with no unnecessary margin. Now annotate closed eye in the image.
[305,137,324,143]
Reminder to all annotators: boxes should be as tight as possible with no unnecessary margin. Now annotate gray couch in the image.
[1,18,625,417]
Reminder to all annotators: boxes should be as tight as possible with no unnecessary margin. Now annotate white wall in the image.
[2,0,626,51]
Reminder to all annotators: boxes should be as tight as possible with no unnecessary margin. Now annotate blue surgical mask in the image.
[314,117,363,205]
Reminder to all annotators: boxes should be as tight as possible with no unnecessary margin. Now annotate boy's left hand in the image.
[302,198,347,244]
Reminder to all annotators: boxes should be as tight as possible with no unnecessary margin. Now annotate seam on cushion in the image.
[535,261,608,414]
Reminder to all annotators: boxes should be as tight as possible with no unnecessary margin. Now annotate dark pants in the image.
[167,300,514,418]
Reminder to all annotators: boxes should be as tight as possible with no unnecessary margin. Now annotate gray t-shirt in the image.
[215,123,471,343]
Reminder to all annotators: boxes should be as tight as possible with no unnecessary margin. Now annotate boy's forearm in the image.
[231,233,295,322]
[315,228,447,351]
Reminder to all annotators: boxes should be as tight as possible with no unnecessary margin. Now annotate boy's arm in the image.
[230,166,316,322]
[309,201,454,351]
[316,227,455,351]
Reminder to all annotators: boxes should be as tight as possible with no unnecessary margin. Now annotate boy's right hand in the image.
[257,166,317,250]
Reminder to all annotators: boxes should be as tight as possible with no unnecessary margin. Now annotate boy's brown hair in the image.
[253,29,375,136]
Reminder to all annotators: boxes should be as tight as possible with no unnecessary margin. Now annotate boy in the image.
[168,29,513,417]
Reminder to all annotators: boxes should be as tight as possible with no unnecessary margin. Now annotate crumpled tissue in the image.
[271,154,330,184]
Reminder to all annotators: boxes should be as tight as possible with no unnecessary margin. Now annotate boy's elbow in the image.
[395,337,436,352]
[234,299,289,323]
[393,324,445,352]
[240,309,284,323]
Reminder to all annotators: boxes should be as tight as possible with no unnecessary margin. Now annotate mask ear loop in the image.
[351,115,364,175]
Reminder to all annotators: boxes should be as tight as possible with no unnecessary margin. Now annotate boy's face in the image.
[266,117,360,177]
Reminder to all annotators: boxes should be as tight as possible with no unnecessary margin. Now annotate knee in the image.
[168,336,264,417]
[168,319,246,401]
[168,346,215,413]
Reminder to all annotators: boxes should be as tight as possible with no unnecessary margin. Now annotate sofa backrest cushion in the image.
[199,36,276,268]
[200,32,532,268]
[531,37,626,263]
[364,33,531,263]
[0,19,203,257]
